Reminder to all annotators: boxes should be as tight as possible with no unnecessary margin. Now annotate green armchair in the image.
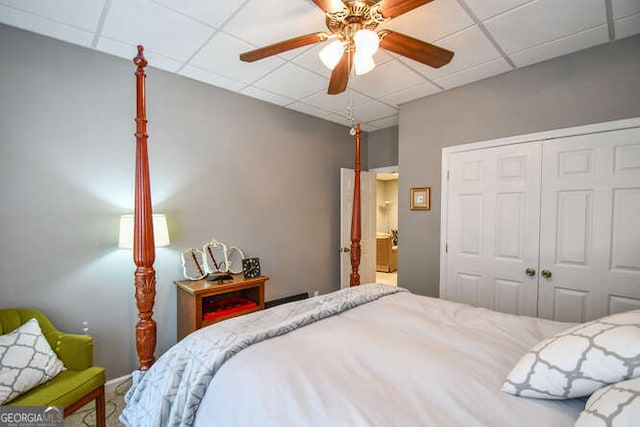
[0,308,106,426]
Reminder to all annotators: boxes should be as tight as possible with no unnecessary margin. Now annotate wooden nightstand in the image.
[173,275,267,340]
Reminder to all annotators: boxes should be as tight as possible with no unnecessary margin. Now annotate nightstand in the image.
[173,275,267,340]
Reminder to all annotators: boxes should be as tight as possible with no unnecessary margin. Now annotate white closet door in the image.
[538,127,640,322]
[446,142,541,316]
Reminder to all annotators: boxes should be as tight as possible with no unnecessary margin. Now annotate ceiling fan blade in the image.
[378,0,434,19]
[328,50,351,95]
[379,30,454,68]
[310,0,348,14]
[240,32,329,62]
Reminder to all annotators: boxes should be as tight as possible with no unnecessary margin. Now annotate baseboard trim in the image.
[106,374,132,386]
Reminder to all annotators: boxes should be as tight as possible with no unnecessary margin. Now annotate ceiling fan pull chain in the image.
[347,88,356,135]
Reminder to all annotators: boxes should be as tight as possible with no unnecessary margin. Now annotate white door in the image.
[445,142,542,316]
[538,127,640,322]
[341,168,376,288]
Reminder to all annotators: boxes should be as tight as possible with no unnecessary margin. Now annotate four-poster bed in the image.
[129,45,366,371]
[122,47,638,427]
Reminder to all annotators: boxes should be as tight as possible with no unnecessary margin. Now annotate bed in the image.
[122,47,640,427]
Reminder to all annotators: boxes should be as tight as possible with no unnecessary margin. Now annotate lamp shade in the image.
[118,214,170,248]
[319,40,345,70]
[354,51,375,75]
[354,29,379,56]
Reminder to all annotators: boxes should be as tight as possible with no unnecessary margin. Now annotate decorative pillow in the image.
[502,310,640,399]
[0,318,65,404]
[574,378,640,427]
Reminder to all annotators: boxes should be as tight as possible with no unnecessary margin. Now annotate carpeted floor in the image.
[65,376,130,426]
[376,271,397,286]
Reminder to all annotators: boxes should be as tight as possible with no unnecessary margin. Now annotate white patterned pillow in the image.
[502,310,640,399]
[0,318,65,404]
[574,378,640,427]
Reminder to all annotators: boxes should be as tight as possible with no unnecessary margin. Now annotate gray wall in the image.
[398,34,640,297]
[0,25,358,378]
[367,126,398,169]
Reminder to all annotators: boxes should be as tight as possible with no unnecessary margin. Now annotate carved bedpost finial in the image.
[133,45,148,69]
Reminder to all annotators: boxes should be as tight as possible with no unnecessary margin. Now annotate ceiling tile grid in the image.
[482,0,608,54]
[509,24,610,68]
[0,4,95,46]
[0,0,634,131]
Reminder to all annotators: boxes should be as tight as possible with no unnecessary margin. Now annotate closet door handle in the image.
[340,247,351,253]
[525,268,536,277]
[541,269,552,279]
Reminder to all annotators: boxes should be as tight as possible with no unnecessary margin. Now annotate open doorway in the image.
[372,167,398,286]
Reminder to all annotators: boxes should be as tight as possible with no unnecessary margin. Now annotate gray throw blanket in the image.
[120,283,405,427]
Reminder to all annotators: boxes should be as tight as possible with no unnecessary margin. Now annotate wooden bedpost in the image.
[350,123,361,287]
[133,45,157,371]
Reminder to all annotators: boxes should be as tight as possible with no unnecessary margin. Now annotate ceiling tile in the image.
[352,101,397,123]
[223,0,326,60]
[349,60,426,98]
[435,58,512,89]
[286,102,331,118]
[379,0,474,42]
[239,86,295,106]
[367,115,399,129]
[254,63,328,99]
[380,81,441,106]
[615,13,640,39]
[324,113,352,127]
[0,5,93,46]
[0,0,105,31]
[399,26,502,80]
[484,0,607,54]
[290,42,333,79]
[301,89,370,115]
[510,25,609,67]
[150,0,246,28]
[360,123,380,132]
[463,0,533,21]
[612,0,640,19]
[96,37,184,72]
[102,0,214,61]
[190,32,286,84]
[180,65,246,91]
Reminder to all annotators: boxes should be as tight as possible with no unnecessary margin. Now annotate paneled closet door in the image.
[446,142,541,316]
[538,127,640,322]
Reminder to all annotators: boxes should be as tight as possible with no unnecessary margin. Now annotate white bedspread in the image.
[195,291,584,427]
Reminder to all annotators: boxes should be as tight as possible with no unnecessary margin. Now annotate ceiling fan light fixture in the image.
[354,29,379,56]
[354,51,375,75]
[319,40,345,70]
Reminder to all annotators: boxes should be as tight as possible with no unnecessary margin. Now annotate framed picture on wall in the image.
[410,187,430,210]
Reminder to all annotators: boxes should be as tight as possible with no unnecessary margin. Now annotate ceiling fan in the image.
[239,0,454,95]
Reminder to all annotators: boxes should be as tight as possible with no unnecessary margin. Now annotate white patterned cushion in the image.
[0,318,65,404]
[502,310,640,399]
[574,378,640,427]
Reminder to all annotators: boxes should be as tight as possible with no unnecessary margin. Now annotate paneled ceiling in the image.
[1,0,638,131]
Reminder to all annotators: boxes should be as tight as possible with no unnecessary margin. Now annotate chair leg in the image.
[64,385,106,419]
[95,385,106,427]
